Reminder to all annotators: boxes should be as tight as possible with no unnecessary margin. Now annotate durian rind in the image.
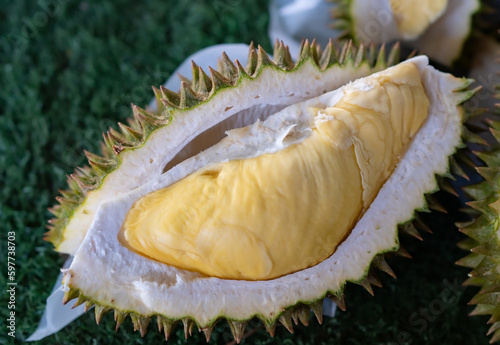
[47,40,401,255]
[62,56,472,340]
[458,104,500,342]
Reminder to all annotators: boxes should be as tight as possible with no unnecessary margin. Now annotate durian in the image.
[330,0,483,66]
[47,41,474,342]
[456,68,500,342]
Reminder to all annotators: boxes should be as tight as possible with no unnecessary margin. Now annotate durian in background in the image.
[330,0,499,68]
[47,40,476,342]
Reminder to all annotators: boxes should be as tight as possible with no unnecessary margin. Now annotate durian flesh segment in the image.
[389,0,448,39]
[123,62,429,280]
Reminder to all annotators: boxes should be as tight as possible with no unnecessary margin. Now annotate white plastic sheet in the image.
[27,257,82,341]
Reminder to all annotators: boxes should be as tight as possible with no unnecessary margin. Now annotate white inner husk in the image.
[64,56,465,325]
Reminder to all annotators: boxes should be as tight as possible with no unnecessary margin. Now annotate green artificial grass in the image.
[0,0,493,344]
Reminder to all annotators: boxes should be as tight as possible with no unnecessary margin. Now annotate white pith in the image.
[59,60,380,254]
[63,56,467,326]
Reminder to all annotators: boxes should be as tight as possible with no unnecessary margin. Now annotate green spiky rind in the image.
[458,135,500,341]
[55,41,472,343]
[457,60,500,341]
[57,51,476,342]
[45,40,401,251]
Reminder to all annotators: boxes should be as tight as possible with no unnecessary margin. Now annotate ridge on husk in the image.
[46,39,401,255]
[57,47,475,342]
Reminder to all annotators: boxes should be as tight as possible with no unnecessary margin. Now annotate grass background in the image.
[0,0,496,344]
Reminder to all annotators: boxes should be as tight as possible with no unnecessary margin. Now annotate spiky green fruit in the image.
[457,69,500,343]
[55,42,472,341]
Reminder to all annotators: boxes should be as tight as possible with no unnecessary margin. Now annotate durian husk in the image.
[457,64,500,342]
[59,51,477,342]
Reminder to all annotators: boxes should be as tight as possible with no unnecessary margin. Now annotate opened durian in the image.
[47,41,474,342]
[331,0,483,66]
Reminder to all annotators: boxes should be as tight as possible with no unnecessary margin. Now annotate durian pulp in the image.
[123,63,429,281]
[389,0,448,39]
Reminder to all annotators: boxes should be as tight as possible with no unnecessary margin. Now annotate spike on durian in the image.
[132,104,168,135]
[294,304,310,326]
[219,52,238,81]
[273,41,294,70]
[297,39,309,60]
[208,66,232,91]
[319,39,338,70]
[182,318,194,339]
[278,309,294,333]
[228,320,247,343]
[400,222,423,241]
[356,277,375,296]
[256,45,275,71]
[372,255,397,278]
[309,39,320,65]
[375,43,387,71]
[201,320,217,342]
[387,42,401,68]
[84,150,117,176]
[338,40,354,66]
[94,304,112,325]
[130,313,150,337]
[308,299,323,324]
[367,270,383,288]
[157,316,178,341]
[179,81,205,108]
[395,246,412,259]
[234,59,249,79]
[196,66,213,95]
[245,42,258,76]
[114,310,128,330]
[62,287,79,305]
[72,293,88,309]
[160,85,180,107]
[84,300,94,312]
[353,43,365,68]
[328,293,347,312]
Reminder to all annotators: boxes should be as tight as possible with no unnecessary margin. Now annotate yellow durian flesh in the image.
[123,62,429,281]
[389,0,448,39]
